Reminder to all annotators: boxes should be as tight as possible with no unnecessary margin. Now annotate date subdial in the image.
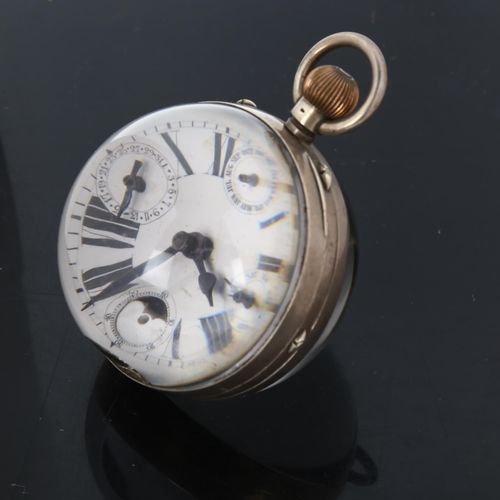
[96,139,178,224]
[104,286,176,353]
[223,146,279,213]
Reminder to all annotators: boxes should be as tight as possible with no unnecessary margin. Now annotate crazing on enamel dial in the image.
[60,103,304,387]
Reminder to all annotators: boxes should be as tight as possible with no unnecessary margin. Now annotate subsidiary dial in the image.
[223,146,280,213]
[225,268,289,334]
[104,286,177,353]
[96,139,178,223]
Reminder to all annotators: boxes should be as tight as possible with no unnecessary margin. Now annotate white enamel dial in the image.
[58,103,305,388]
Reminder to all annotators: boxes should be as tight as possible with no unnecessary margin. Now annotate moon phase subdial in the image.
[96,138,177,223]
[223,146,278,213]
[104,286,176,353]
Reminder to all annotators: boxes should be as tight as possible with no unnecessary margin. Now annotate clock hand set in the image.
[172,231,217,307]
[82,231,216,311]
[117,160,146,218]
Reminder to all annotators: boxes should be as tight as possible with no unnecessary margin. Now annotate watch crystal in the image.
[59,103,304,388]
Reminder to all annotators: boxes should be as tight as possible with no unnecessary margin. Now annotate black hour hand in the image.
[198,270,217,307]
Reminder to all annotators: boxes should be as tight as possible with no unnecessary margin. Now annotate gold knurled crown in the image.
[303,65,359,120]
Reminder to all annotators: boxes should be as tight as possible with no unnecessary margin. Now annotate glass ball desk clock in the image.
[58,32,387,399]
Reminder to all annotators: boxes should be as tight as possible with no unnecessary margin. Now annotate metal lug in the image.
[318,166,333,191]
[236,99,257,108]
[289,330,308,353]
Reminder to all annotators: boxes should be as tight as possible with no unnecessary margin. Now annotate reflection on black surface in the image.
[86,345,378,499]
[0,139,59,494]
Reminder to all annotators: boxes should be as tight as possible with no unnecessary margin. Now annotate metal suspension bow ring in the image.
[288,32,388,138]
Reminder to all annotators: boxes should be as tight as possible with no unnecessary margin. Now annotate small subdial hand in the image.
[117,160,146,218]
[224,278,255,309]
[82,245,178,310]
[238,173,259,187]
[172,231,217,307]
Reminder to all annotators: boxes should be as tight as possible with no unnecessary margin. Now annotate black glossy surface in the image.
[87,350,357,500]
[2,1,500,499]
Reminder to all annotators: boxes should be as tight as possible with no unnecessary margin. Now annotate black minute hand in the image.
[81,245,178,311]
